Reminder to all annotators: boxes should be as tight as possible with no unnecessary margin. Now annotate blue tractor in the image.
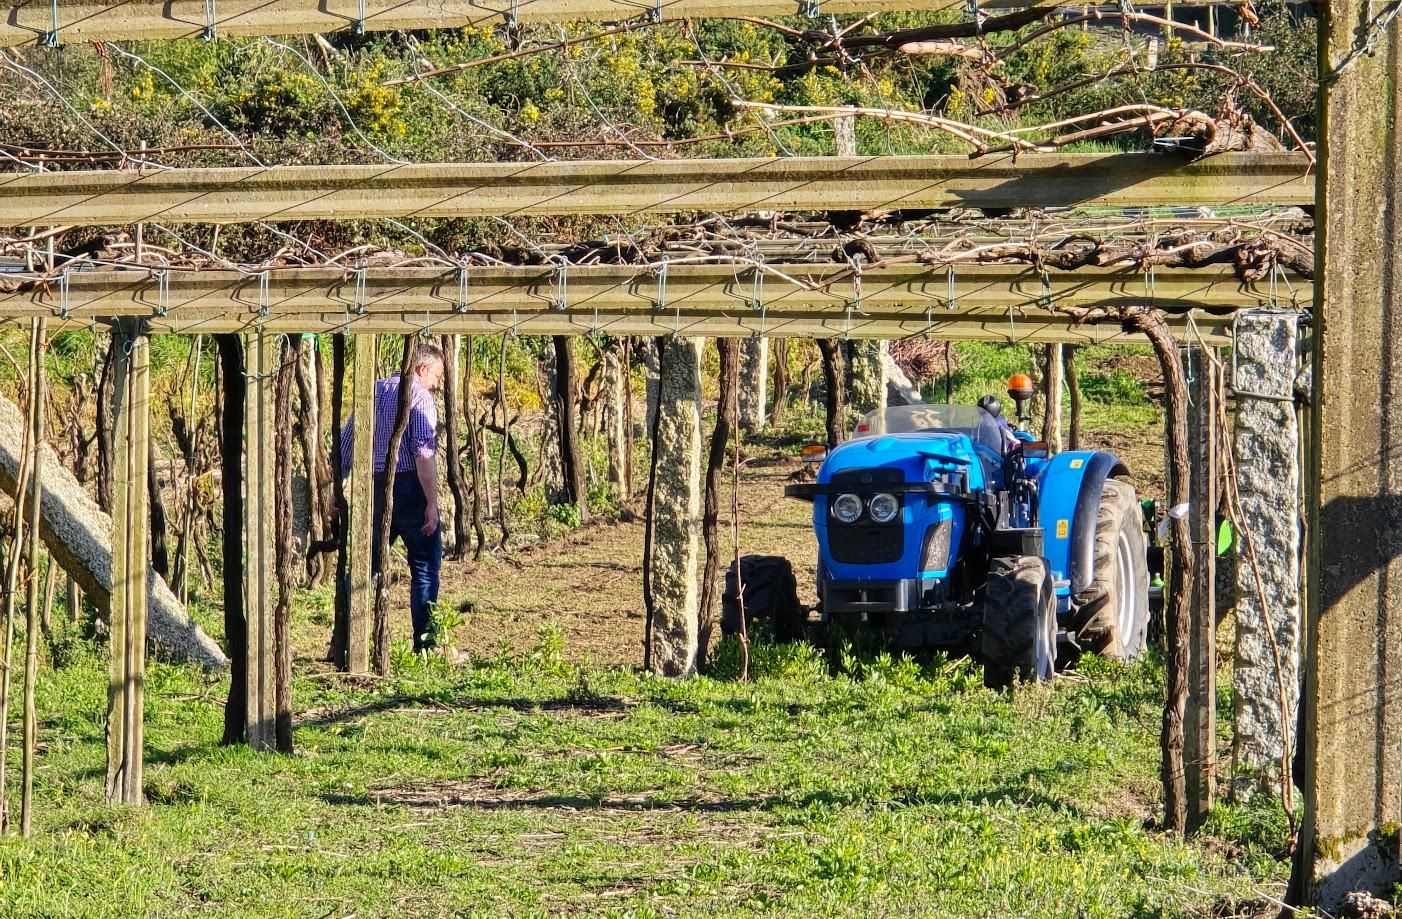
[774,376,1150,688]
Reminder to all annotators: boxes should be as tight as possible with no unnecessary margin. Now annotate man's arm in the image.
[415,453,439,536]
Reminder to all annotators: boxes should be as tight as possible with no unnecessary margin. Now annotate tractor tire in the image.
[981,555,1057,689]
[721,555,806,643]
[1074,479,1151,661]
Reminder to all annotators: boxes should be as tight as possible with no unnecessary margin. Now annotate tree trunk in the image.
[816,339,848,448]
[147,447,170,581]
[1122,307,1194,835]
[1043,343,1064,453]
[294,337,331,588]
[373,337,418,676]
[464,337,488,560]
[699,339,738,658]
[272,339,295,754]
[623,338,635,499]
[216,334,248,746]
[441,335,470,560]
[329,335,350,668]
[552,336,589,523]
[602,340,627,501]
[95,341,114,513]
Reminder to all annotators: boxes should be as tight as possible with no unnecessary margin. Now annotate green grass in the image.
[2,632,1284,918]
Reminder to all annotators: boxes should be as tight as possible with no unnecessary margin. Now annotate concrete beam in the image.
[0,265,1306,343]
[0,154,1313,227]
[646,337,704,677]
[1232,311,1301,792]
[1300,0,1402,907]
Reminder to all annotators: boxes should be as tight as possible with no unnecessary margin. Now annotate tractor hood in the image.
[820,433,981,488]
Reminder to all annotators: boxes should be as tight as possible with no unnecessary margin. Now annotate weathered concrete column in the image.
[1232,312,1301,792]
[647,337,704,677]
[243,330,277,752]
[848,340,888,417]
[601,342,628,497]
[1300,1,1402,907]
[106,319,148,805]
[738,336,769,434]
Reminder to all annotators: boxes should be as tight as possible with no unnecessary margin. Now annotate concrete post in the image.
[243,330,277,752]
[848,340,889,417]
[1232,312,1301,793]
[642,337,661,435]
[345,335,375,675]
[646,337,704,677]
[1300,2,1402,907]
[738,336,769,434]
[106,319,148,805]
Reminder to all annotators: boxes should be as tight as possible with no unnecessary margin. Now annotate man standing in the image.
[339,343,445,652]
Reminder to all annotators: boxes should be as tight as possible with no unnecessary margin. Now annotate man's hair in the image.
[413,342,445,372]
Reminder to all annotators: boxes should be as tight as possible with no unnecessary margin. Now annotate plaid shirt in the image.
[338,374,438,475]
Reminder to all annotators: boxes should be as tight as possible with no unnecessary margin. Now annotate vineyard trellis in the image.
[0,0,1389,908]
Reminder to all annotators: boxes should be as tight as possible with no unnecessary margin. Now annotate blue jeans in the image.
[371,473,442,651]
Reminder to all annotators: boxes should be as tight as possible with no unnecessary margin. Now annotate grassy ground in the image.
[0,339,1293,917]
[6,463,1291,919]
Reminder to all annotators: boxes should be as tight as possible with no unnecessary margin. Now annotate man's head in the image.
[411,343,446,392]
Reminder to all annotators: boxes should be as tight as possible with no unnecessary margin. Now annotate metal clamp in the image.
[354,0,367,34]
[202,0,218,40]
[648,0,663,24]
[506,0,519,30]
[257,270,270,319]
[945,265,957,311]
[154,269,171,317]
[454,262,470,314]
[352,264,367,315]
[798,0,819,18]
[652,260,669,312]
[552,260,568,312]
[55,269,70,320]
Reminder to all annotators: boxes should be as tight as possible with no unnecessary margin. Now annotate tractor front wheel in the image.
[981,555,1057,689]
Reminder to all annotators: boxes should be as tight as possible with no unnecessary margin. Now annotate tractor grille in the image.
[829,524,903,564]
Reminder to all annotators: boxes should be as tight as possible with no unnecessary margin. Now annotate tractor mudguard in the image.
[1035,451,1129,594]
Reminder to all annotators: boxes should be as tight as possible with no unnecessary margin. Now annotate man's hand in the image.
[422,502,440,536]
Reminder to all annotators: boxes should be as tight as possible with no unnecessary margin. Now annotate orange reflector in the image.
[800,444,828,463]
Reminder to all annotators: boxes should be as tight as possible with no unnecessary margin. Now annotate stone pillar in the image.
[1232,313,1301,790]
[738,336,769,434]
[540,342,565,503]
[647,337,704,677]
[601,343,627,497]
[1300,0,1402,905]
[848,340,888,417]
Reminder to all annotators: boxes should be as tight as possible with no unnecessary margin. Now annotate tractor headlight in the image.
[868,493,900,523]
[831,493,863,523]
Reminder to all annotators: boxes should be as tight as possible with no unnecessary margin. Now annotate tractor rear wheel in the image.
[981,555,1057,689]
[1075,479,1150,660]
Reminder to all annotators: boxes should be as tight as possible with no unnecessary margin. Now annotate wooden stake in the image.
[20,318,45,833]
[0,344,33,829]
[106,318,148,805]
[242,330,277,751]
[1043,343,1064,453]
